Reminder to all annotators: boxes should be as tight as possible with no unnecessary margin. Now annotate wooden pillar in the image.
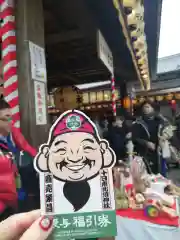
[15,0,49,147]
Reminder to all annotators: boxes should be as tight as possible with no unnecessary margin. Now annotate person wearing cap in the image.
[34,110,115,212]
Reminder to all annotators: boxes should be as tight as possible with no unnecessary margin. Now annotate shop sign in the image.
[97,30,113,74]
[34,81,47,125]
[34,110,117,239]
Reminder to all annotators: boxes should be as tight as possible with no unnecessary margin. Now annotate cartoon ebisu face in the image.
[34,110,116,211]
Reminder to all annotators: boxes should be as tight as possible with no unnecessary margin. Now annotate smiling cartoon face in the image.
[48,132,103,181]
[34,110,116,183]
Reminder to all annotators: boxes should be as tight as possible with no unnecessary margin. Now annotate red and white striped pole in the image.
[111,74,116,117]
[0,0,20,128]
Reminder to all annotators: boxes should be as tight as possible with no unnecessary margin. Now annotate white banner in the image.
[29,41,47,82]
[34,81,47,125]
[97,30,113,74]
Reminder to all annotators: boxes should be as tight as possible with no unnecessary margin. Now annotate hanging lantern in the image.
[165,93,173,101]
[82,92,89,104]
[170,99,176,111]
[140,69,147,75]
[148,96,154,102]
[133,35,146,50]
[127,3,144,26]
[96,91,103,102]
[131,21,145,38]
[89,92,96,103]
[104,90,111,101]
[132,99,137,105]
[139,96,145,103]
[175,93,180,99]
[136,49,146,59]
[113,0,120,10]
[156,95,164,101]
[123,96,131,108]
[138,56,147,65]
[122,0,138,8]
[139,64,148,70]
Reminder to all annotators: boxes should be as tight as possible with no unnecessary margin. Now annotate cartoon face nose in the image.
[67,156,84,163]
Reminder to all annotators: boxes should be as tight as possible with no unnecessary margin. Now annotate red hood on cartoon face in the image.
[53,111,96,137]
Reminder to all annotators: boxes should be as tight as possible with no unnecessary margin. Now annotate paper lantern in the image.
[136,49,146,59]
[133,35,146,49]
[138,57,147,65]
[123,96,131,108]
[115,90,120,100]
[104,90,111,101]
[148,97,154,102]
[170,100,176,111]
[165,94,173,101]
[89,92,96,103]
[175,93,180,99]
[82,92,89,104]
[139,97,145,103]
[113,0,120,10]
[122,0,138,8]
[127,2,144,26]
[132,99,137,104]
[96,91,103,102]
[156,96,164,101]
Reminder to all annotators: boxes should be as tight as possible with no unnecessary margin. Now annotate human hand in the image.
[0,210,53,240]
[146,141,155,151]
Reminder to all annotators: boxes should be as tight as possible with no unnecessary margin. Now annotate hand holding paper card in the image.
[34,110,117,239]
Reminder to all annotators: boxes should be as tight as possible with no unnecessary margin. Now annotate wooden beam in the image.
[46,29,84,45]
[16,0,49,147]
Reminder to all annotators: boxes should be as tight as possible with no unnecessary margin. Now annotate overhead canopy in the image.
[43,0,162,90]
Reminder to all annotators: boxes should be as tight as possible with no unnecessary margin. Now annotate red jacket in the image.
[0,126,37,214]
[12,126,37,157]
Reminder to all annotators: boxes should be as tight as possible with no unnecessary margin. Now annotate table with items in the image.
[114,158,180,240]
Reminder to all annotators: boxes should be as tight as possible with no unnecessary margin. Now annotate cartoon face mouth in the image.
[56,163,85,171]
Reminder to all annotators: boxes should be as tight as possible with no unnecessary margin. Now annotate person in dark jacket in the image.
[108,116,127,161]
[132,101,169,174]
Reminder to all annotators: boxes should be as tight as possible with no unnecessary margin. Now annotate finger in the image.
[20,216,53,240]
[0,210,40,240]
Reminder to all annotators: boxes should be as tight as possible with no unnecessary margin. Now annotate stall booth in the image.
[2,0,177,240]
[135,87,180,122]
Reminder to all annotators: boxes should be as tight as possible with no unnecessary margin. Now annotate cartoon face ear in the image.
[100,140,116,168]
[34,145,49,173]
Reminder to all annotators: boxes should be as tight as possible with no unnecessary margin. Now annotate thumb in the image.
[20,216,53,240]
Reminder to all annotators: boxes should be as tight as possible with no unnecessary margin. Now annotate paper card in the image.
[34,110,117,239]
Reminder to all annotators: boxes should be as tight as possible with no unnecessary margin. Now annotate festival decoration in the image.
[147,97,155,102]
[144,204,160,218]
[156,95,164,101]
[175,93,180,100]
[165,93,173,101]
[123,96,131,109]
[113,0,147,90]
[111,75,117,117]
[0,0,20,128]
[122,0,138,8]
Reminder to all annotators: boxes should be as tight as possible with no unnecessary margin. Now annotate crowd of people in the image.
[0,98,180,238]
[95,101,180,176]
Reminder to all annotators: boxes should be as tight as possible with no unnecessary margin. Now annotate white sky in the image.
[158,0,180,58]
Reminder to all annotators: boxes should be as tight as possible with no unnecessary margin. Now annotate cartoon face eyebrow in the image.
[54,140,67,146]
[81,138,95,144]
